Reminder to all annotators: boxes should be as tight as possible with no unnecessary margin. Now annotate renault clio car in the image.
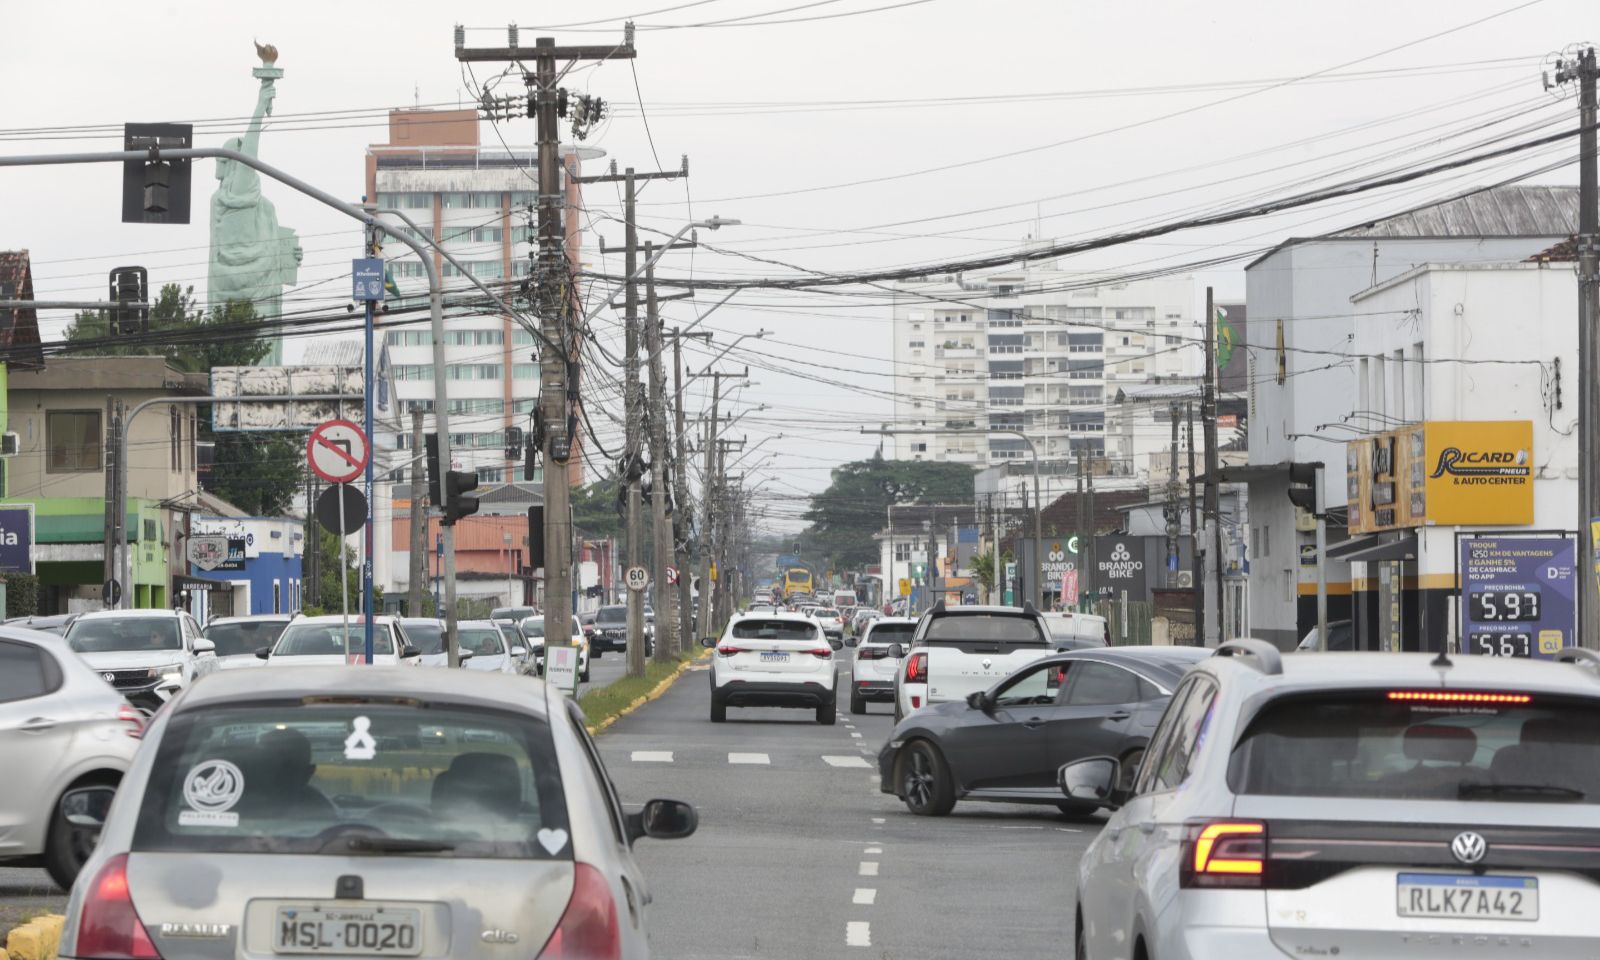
[1062,641,1600,960]
[56,666,697,960]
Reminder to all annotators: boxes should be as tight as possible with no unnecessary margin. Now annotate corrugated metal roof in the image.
[1332,185,1579,239]
[300,339,365,366]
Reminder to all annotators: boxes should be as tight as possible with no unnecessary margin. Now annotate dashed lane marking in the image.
[864,846,882,854]
[630,751,673,763]
[850,732,863,738]
[846,921,871,947]
[859,861,879,876]
[871,817,886,824]
[853,888,877,905]
[823,755,872,768]
[728,752,770,764]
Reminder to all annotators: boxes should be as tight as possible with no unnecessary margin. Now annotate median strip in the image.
[582,648,709,735]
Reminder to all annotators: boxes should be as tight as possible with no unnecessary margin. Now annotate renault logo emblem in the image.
[1450,831,1488,865]
[981,658,992,669]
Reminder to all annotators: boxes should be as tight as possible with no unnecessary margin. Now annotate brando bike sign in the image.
[1457,535,1576,659]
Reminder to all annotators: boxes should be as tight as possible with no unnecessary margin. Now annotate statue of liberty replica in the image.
[208,42,303,366]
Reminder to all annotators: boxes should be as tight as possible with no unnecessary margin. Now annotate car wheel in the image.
[900,740,955,816]
[893,701,903,725]
[1074,908,1088,960]
[579,665,590,682]
[850,686,866,715]
[1056,801,1099,819]
[817,697,837,725]
[710,694,727,723]
[44,785,109,890]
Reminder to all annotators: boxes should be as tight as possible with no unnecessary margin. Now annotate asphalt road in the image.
[596,656,1102,959]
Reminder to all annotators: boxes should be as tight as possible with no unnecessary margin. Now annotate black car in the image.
[590,604,653,656]
[877,646,1207,818]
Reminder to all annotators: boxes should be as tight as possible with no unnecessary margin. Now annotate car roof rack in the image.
[1022,599,1037,614]
[1213,638,1284,677]
[932,598,946,613]
[1553,648,1600,673]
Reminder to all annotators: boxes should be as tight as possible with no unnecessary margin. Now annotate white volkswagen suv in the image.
[1062,640,1600,960]
[704,612,842,725]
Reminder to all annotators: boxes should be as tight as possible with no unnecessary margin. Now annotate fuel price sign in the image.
[1458,535,1576,659]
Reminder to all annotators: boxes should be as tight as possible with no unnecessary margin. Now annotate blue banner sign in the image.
[1458,535,1576,659]
[0,505,34,574]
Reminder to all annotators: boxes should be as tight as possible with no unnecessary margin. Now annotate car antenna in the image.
[1430,645,1453,671]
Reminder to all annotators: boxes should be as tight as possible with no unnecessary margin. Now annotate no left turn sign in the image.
[307,419,370,485]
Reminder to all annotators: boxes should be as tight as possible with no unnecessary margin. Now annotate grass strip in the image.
[578,651,700,732]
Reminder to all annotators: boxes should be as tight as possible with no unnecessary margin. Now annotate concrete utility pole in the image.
[409,409,428,615]
[1187,400,1201,640]
[1167,401,1181,586]
[1553,47,1599,648]
[101,398,121,604]
[699,379,722,639]
[714,440,744,629]
[457,29,638,660]
[1203,286,1225,642]
[644,247,679,661]
[669,327,710,647]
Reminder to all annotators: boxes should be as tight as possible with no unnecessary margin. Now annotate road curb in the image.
[588,649,710,736]
[5,914,65,960]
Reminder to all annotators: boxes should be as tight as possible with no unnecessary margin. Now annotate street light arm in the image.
[582,217,739,328]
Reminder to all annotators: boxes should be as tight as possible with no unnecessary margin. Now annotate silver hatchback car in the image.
[59,666,696,960]
[1063,641,1600,960]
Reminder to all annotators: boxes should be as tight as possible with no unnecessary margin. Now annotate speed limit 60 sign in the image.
[625,566,651,592]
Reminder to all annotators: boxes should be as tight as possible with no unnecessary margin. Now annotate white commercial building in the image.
[889,260,1198,477]
[1242,184,1579,648]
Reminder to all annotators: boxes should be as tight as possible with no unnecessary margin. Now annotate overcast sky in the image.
[1,0,1587,532]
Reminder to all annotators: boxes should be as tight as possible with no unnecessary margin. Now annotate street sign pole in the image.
[337,482,351,660]
[356,252,382,665]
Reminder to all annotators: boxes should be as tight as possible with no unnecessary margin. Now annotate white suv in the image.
[850,617,916,714]
[889,602,1057,722]
[704,612,842,725]
[63,609,217,712]
[1064,640,1600,960]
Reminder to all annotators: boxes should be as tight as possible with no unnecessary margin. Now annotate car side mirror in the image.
[400,644,421,659]
[61,785,116,833]
[965,690,993,713]
[700,637,718,648]
[192,637,216,654]
[829,638,844,651]
[511,646,527,659]
[845,636,859,648]
[885,643,905,659]
[1058,757,1125,810]
[255,647,272,660]
[625,798,699,845]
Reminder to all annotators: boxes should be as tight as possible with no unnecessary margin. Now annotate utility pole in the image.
[458,27,637,662]
[1167,401,1181,586]
[1554,47,1599,648]
[926,518,940,612]
[101,397,118,606]
[699,377,722,640]
[645,247,687,661]
[670,327,709,648]
[1203,286,1225,642]
[1075,456,1085,611]
[1085,456,1096,611]
[409,409,427,615]
[1187,400,1201,642]
[714,439,744,629]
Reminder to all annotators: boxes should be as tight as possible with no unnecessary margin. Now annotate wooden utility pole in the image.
[1203,286,1225,641]
[456,29,636,658]
[699,377,723,640]
[408,409,427,615]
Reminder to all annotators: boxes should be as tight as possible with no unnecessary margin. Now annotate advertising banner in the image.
[1425,421,1533,526]
[1094,536,1151,601]
[1457,535,1576,659]
[0,505,34,574]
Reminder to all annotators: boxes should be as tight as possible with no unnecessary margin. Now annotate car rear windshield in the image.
[596,607,626,625]
[400,622,444,655]
[459,628,504,657]
[922,615,1046,645]
[1229,691,1600,803]
[133,702,570,859]
[866,623,915,644]
[520,619,546,639]
[274,623,394,657]
[66,618,181,653]
[203,620,288,657]
[731,619,819,641]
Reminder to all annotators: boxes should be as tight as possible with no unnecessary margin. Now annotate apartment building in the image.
[889,260,1198,477]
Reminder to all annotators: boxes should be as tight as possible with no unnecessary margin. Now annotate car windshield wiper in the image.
[343,836,457,854]
[1459,782,1585,801]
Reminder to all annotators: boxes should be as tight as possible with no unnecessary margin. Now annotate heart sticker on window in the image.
[537,827,569,855]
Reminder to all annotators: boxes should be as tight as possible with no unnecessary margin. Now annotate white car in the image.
[810,607,846,642]
[0,625,143,889]
[849,617,916,714]
[456,619,522,674]
[201,614,294,670]
[521,616,590,682]
[63,609,218,712]
[890,603,1057,723]
[260,615,419,667]
[704,612,842,725]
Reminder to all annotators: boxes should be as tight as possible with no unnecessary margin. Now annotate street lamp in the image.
[690,329,772,380]
[584,217,741,328]
[503,529,515,609]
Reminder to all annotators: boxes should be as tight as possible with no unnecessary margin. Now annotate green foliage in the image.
[208,433,302,516]
[308,525,363,614]
[967,548,1013,600]
[571,475,623,539]
[802,452,977,571]
[1,572,38,617]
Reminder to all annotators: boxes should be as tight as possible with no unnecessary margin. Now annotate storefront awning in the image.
[174,575,234,593]
[1327,532,1417,563]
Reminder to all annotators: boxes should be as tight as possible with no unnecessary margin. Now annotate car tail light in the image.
[905,651,928,683]
[809,647,833,659]
[116,704,145,739]
[1388,690,1531,704]
[857,647,885,660]
[76,854,161,959]
[536,862,619,959]
[1181,820,1267,888]
[716,644,745,657]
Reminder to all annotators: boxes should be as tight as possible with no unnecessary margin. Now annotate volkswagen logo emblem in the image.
[103,672,116,682]
[1450,831,1488,865]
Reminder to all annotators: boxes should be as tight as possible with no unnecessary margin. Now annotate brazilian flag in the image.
[383,264,402,299]
[1215,306,1235,369]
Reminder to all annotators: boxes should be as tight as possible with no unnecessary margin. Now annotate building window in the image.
[512,328,536,346]
[512,363,538,380]
[894,543,912,562]
[391,261,426,279]
[170,407,181,471]
[479,467,505,482]
[376,192,431,210]
[447,364,502,380]
[912,442,927,452]
[908,340,925,349]
[48,410,101,473]
[394,365,434,381]
[387,330,432,346]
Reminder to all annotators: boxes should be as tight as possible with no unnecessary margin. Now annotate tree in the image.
[802,452,977,571]
[571,475,624,540]
[66,283,302,515]
[967,548,1013,603]
[301,525,363,616]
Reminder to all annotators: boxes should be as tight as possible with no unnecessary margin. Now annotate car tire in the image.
[1056,801,1099,820]
[1074,908,1088,960]
[710,694,727,723]
[892,701,903,725]
[900,740,956,816]
[850,686,866,715]
[44,784,109,891]
[579,664,590,682]
[817,696,837,725]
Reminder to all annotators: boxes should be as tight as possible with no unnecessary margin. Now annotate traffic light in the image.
[504,425,524,462]
[443,470,480,525]
[108,267,149,336]
[423,433,442,507]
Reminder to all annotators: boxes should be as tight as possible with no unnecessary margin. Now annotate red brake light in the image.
[116,704,145,739]
[857,646,884,661]
[537,862,619,959]
[716,644,745,657]
[1388,691,1531,704]
[1182,821,1266,888]
[809,647,833,659]
[76,854,161,959]
[905,652,928,683]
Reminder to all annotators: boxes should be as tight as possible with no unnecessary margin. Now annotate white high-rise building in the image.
[889,260,1198,480]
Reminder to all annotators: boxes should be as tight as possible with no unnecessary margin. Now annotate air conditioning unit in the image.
[1175,570,1194,588]
[0,432,18,458]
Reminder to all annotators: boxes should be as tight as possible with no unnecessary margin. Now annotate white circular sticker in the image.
[183,759,245,813]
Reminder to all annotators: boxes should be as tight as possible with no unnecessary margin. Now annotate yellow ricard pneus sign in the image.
[1347,421,1533,533]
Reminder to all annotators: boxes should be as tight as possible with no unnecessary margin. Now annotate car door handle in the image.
[1106,710,1132,721]
[20,717,57,734]
[1022,717,1045,729]
[1138,820,1156,835]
